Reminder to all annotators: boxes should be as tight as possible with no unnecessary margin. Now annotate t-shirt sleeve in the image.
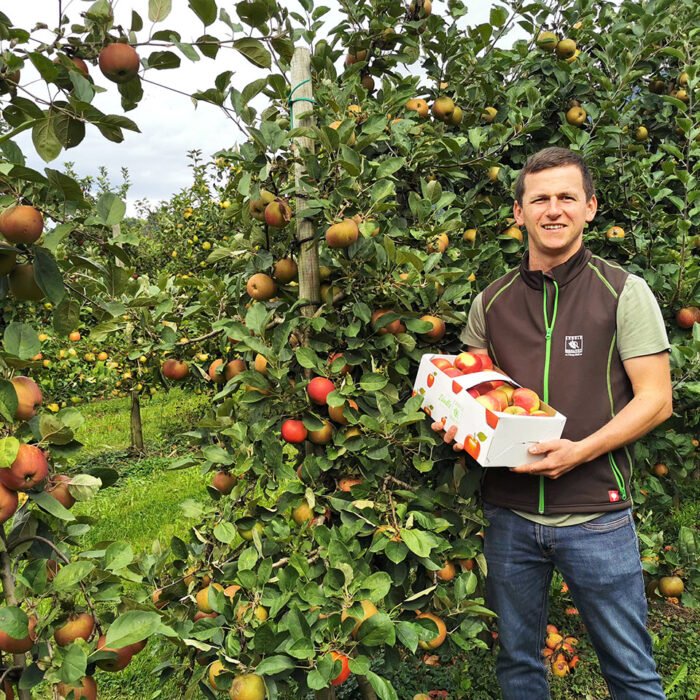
[616,274,670,361]
[460,291,487,348]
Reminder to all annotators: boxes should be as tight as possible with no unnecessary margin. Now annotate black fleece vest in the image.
[480,245,634,514]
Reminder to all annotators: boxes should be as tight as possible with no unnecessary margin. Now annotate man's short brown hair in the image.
[514,147,595,205]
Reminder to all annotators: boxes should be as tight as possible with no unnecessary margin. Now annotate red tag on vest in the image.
[608,490,620,502]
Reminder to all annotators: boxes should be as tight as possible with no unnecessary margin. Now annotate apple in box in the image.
[411,353,566,467]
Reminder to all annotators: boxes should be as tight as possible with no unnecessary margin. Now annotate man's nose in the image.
[546,197,562,215]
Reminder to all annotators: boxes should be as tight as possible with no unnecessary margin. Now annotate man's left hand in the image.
[510,439,587,479]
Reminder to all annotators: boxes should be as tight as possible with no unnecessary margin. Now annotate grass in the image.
[70,389,211,552]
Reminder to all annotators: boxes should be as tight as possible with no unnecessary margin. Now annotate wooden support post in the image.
[290,47,320,320]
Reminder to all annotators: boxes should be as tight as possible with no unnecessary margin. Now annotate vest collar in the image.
[519,245,592,290]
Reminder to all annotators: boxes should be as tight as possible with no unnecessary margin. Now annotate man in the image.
[435,147,672,699]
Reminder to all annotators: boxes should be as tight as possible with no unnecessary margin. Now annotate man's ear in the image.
[585,194,598,222]
[513,200,524,226]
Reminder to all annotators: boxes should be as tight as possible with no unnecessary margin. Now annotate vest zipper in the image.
[539,277,560,514]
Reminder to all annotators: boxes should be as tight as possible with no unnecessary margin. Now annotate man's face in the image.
[513,164,597,264]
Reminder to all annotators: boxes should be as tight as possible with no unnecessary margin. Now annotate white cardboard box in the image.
[412,353,567,467]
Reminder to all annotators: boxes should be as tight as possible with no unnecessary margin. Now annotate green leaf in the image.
[104,611,161,649]
[105,542,134,571]
[202,445,234,464]
[254,655,296,675]
[194,34,219,58]
[53,298,81,336]
[33,247,66,304]
[0,436,19,468]
[236,1,270,27]
[67,474,101,501]
[58,643,87,686]
[32,116,62,162]
[238,546,258,570]
[376,157,405,178]
[358,572,392,601]
[400,529,433,557]
[3,322,40,360]
[45,170,83,202]
[147,51,181,70]
[32,491,76,522]
[213,522,237,544]
[396,621,419,652]
[360,373,389,391]
[490,6,508,26]
[52,561,95,590]
[189,0,217,25]
[96,193,126,226]
[0,607,29,639]
[149,0,172,21]
[42,223,73,252]
[296,346,320,369]
[371,179,396,203]
[244,302,271,335]
[39,414,74,444]
[234,38,271,68]
[355,611,395,647]
[0,384,19,425]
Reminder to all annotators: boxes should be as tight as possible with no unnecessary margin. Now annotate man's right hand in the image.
[430,422,464,451]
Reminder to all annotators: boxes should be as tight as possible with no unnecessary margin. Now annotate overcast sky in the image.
[9,1,518,214]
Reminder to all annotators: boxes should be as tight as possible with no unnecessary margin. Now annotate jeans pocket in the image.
[580,510,632,533]
[482,503,501,520]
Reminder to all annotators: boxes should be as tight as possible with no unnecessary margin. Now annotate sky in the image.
[8,1,517,214]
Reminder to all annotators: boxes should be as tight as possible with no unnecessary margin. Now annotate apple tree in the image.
[0,0,698,698]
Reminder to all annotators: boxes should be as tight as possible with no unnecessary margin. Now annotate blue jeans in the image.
[483,505,665,700]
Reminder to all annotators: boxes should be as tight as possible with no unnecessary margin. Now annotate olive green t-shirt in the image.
[462,273,669,527]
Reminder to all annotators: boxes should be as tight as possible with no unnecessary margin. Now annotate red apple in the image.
[472,382,494,395]
[211,471,237,494]
[0,615,36,653]
[54,613,95,646]
[10,376,43,421]
[475,354,493,370]
[98,43,140,83]
[443,368,462,378]
[454,352,483,374]
[264,198,292,228]
[56,676,97,700]
[307,377,335,405]
[419,315,446,343]
[162,359,189,380]
[0,444,49,491]
[371,309,406,335]
[281,419,307,443]
[512,388,540,412]
[475,394,501,412]
[503,406,528,415]
[95,634,134,671]
[484,390,508,412]
[308,421,333,444]
[676,306,700,329]
[46,474,75,509]
[0,484,19,523]
[430,358,453,370]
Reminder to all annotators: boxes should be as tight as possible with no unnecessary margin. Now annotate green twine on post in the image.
[288,78,315,130]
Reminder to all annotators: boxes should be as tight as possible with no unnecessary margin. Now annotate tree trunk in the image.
[129,390,144,453]
[357,675,378,700]
[0,546,32,700]
[315,689,336,700]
